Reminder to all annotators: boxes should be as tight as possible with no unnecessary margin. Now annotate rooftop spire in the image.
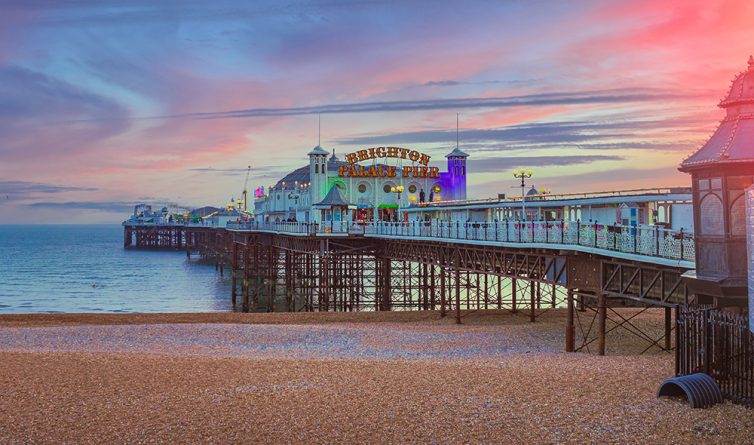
[456,112,459,149]
[749,55,754,71]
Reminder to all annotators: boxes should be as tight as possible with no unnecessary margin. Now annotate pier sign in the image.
[339,147,440,178]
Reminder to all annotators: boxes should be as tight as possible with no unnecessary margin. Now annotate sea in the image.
[0,225,232,313]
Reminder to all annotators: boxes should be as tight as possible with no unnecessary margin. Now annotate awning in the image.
[378,204,398,209]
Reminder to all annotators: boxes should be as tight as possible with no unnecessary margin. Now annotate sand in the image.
[0,309,752,444]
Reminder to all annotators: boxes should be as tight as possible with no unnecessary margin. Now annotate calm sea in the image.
[0,225,232,313]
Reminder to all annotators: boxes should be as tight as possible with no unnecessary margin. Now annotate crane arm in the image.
[242,165,251,211]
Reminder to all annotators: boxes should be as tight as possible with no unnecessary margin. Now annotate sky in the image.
[1,0,753,223]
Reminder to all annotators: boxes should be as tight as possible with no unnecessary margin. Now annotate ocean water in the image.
[0,225,232,313]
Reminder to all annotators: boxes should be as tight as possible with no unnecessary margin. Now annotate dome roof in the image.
[307,145,329,156]
[719,56,754,107]
[275,165,309,188]
[446,147,469,158]
[680,57,754,171]
[313,185,353,208]
[327,152,348,171]
[526,186,539,196]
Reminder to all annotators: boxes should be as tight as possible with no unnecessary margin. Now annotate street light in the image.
[287,180,301,221]
[512,168,533,221]
[390,185,404,221]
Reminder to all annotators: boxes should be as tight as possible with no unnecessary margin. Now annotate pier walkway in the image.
[226,220,695,268]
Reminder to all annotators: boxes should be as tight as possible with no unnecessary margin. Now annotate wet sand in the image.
[1,310,752,444]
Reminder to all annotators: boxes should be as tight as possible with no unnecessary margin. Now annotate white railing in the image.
[226,220,364,235]
[225,219,695,262]
[365,220,695,262]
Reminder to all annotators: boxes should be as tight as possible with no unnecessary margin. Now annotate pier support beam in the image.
[440,266,446,317]
[529,280,536,323]
[566,289,575,352]
[598,293,607,356]
[665,306,672,351]
[231,243,238,307]
[455,257,461,324]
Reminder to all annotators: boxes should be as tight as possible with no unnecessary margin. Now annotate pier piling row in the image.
[124,224,691,355]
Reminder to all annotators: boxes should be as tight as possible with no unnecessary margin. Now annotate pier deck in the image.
[123,220,695,356]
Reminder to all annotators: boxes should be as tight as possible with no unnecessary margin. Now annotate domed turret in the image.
[446,147,469,200]
[681,57,754,169]
[308,145,329,205]
[679,56,754,306]
[718,55,754,108]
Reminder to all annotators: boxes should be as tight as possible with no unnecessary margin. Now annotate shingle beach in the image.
[1,309,752,444]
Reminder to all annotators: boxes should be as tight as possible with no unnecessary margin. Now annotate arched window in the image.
[315,164,319,174]
[699,194,724,235]
[730,195,745,236]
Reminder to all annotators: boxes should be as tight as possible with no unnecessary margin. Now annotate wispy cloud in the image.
[162,88,692,121]
[188,167,252,174]
[188,165,284,175]
[0,181,97,196]
[26,201,142,213]
[469,155,624,173]
[336,118,705,148]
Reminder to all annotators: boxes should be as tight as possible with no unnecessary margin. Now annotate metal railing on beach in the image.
[676,306,753,408]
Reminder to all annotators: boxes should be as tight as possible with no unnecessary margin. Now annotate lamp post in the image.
[288,181,300,221]
[390,185,404,221]
[513,168,533,221]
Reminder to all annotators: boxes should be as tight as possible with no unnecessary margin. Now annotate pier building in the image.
[253,145,468,224]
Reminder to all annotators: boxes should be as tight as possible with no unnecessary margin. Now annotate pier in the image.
[123,215,694,357]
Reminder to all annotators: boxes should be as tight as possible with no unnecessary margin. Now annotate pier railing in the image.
[226,219,694,262]
[365,220,695,262]
[227,220,362,235]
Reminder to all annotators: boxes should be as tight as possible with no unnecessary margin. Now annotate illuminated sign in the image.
[339,147,440,178]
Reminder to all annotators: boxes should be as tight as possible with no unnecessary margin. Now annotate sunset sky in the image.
[1,0,753,223]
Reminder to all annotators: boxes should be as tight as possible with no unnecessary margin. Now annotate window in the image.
[408,185,417,193]
[383,184,392,193]
[315,164,319,174]
[699,195,724,235]
[358,184,367,193]
[462,166,465,175]
[730,194,745,236]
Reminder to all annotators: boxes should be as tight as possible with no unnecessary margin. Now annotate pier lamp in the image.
[513,168,533,220]
[287,188,300,220]
[391,185,404,220]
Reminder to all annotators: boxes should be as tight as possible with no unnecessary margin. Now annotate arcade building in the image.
[254,145,469,224]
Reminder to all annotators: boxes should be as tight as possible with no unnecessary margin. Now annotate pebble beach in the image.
[1,309,752,444]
